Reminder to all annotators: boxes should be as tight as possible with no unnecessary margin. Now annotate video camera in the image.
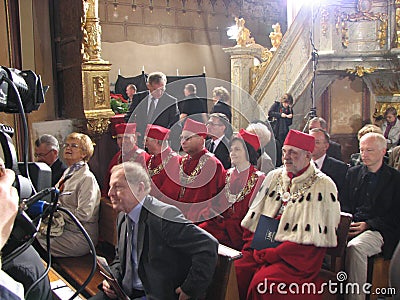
[0,66,52,258]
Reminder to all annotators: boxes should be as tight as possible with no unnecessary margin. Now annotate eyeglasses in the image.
[62,143,80,149]
[180,135,196,142]
[206,122,224,127]
[34,149,53,158]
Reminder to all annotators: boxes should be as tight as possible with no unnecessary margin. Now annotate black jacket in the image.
[210,101,232,123]
[320,155,348,200]
[268,101,293,144]
[110,196,219,299]
[205,137,231,169]
[327,140,342,161]
[342,163,400,259]
[125,91,180,149]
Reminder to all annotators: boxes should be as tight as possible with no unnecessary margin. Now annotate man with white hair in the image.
[343,132,400,300]
[235,129,341,299]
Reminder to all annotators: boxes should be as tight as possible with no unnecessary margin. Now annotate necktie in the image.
[147,97,156,122]
[122,217,134,295]
[209,141,215,153]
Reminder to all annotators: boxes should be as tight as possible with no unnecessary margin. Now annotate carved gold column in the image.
[81,0,113,136]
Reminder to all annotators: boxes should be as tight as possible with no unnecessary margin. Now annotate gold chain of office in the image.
[224,169,258,204]
[274,171,319,203]
[179,153,211,185]
[147,152,176,177]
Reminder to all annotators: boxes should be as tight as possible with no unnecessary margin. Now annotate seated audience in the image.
[210,86,232,123]
[205,113,232,169]
[342,132,400,300]
[34,134,67,186]
[36,132,100,257]
[308,116,342,161]
[309,128,348,199]
[246,121,275,174]
[91,162,218,300]
[199,129,265,250]
[102,123,149,196]
[235,130,340,299]
[0,163,24,300]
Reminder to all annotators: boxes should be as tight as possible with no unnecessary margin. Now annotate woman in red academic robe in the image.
[199,129,265,250]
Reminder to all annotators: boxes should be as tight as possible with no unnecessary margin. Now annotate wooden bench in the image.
[52,244,115,298]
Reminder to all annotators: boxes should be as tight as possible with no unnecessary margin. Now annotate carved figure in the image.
[235,17,254,47]
[269,23,282,51]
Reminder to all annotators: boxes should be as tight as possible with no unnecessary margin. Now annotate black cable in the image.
[56,206,97,300]
[24,190,60,299]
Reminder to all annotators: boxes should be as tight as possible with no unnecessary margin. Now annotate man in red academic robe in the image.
[102,123,149,196]
[144,124,181,202]
[235,130,341,300]
[178,118,226,222]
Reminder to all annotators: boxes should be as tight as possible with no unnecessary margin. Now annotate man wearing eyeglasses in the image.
[178,118,226,222]
[34,134,67,186]
[205,113,232,169]
[124,72,180,150]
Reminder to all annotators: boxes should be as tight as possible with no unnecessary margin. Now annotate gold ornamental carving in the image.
[235,17,255,47]
[269,23,282,51]
[85,110,113,136]
[335,0,387,48]
[346,66,376,77]
[82,0,102,62]
[250,49,273,93]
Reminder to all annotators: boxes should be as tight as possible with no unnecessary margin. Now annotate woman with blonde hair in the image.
[37,132,100,257]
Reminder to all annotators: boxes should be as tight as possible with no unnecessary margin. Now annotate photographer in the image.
[0,163,24,300]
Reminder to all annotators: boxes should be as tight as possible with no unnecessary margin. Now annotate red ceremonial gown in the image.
[177,148,226,222]
[102,147,149,196]
[235,229,326,300]
[146,147,181,202]
[199,165,265,250]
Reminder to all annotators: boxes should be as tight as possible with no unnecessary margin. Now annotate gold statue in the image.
[235,17,255,47]
[269,23,282,51]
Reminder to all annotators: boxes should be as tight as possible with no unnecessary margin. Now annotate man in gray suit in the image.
[92,162,218,300]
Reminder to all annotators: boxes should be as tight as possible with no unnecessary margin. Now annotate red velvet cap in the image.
[283,129,315,152]
[238,128,261,151]
[115,123,136,135]
[146,124,170,140]
[182,118,207,137]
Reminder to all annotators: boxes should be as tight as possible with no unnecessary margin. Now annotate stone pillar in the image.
[223,46,263,129]
[81,0,113,136]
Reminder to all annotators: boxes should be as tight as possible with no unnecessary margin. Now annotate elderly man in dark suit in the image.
[308,117,342,161]
[34,134,67,186]
[125,72,180,149]
[342,132,400,300]
[92,162,218,300]
[205,113,232,169]
[309,128,348,198]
